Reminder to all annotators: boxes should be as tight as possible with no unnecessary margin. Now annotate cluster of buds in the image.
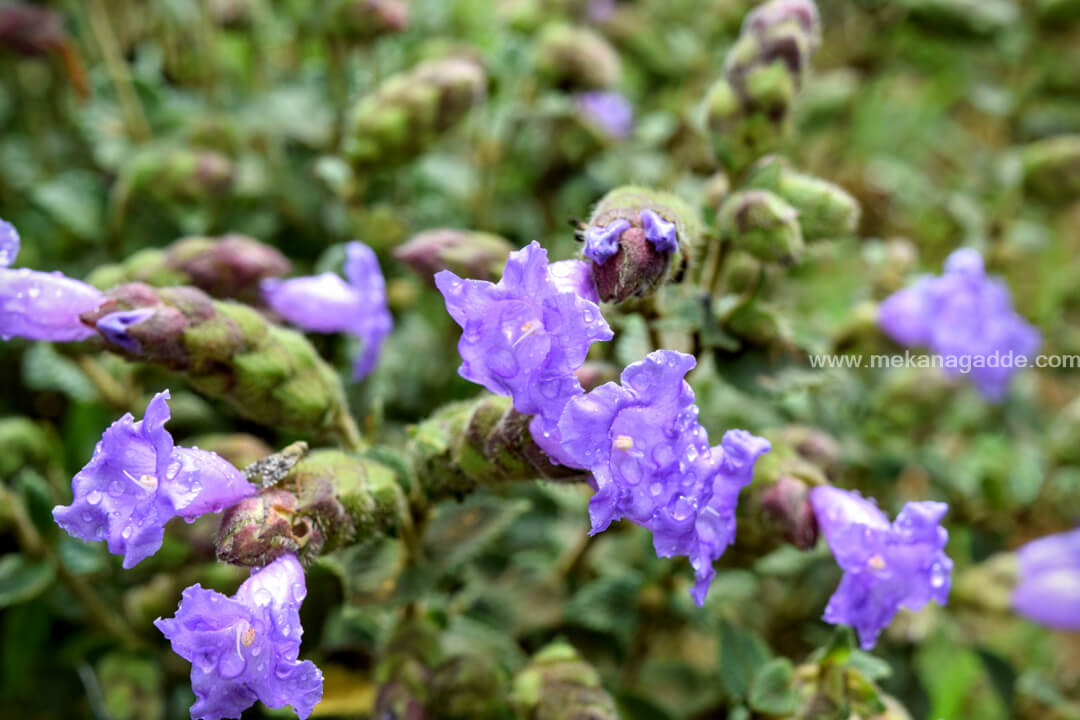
[79,283,360,445]
[86,234,292,304]
[582,185,701,303]
[743,156,861,241]
[393,228,513,285]
[704,0,822,171]
[534,22,622,90]
[343,56,487,168]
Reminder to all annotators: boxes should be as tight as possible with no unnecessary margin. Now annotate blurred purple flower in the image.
[0,217,105,342]
[810,485,952,650]
[155,554,323,720]
[558,350,771,605]
[878,248,1041,400]
[261,241,392,380]
[1012,527,1080,629]
[52,391,255,568]
[576,91,633,139]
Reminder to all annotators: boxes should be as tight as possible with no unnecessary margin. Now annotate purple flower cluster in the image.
[810,486,953,650]
[1011,527,1080,630]
[436,241,612,465]
[52,391,255,568]
[558,350,771,605]
[576,91,634,139]
[156,554,324,720]
[878,248,1041,400]
[262,241,392,379]
[0,217,106,342]
[584,210,678,266]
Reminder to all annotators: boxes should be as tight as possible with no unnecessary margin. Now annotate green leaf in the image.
[718,619,772,702]
[0,554,56,608]
[21,343,100,404]
[565,572,644,647]
[749,658,801,715]
[848,650,892,682]
[422,494,531,572]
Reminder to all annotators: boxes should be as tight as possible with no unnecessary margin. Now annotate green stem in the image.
[86,0,151,142]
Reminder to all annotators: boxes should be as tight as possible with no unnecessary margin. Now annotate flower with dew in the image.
[809,485,953,650]
[155,554,323,720]
[52,391,255,568]
[557,349,771,605]
[878,248,1041,400]
[261,241,392,380]
[0,217,106,342]
[1011,527,1080,630]
[435,241,613,466]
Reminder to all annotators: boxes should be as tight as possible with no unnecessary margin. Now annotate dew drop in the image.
[253,589,272,607]
[86,490,103,506]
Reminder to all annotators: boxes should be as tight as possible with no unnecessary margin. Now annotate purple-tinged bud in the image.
[583,186,700,303]
[0,3,66,56]
[760,475,819,549]
[511,642,618,720]
[741,0,821,50]
[95,308,156,352]
[216,488,321,567]
[329,0,410,40]
[393,229,513,285]
[170,234,292,301]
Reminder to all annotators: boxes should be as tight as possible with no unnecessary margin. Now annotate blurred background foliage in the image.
[1,0,1079,718]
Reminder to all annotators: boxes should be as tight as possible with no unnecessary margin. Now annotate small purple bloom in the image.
[1012,527,1080,630]
[0,217,105,342]
[557,350,771,605]
[261,241,392,380]
[52,391,255,569]
[583,219,630,266]
[576,91,634,139]
[809,485,953,650]
[155,554,323,720]
[640,209,677,254]
[96,308,157,352]
[878,248,1041,400]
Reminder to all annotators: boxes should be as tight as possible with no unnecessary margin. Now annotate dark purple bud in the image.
[760,475,819,549]
[216,488,323,567]
[0,4,66,56]
[167,234,292,302]
[95,308,156,353]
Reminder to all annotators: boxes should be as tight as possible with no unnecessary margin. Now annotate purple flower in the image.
[0,217,105,342]
[52,391,255,568]
[640,209,677,254]
[261,241,392,380]
[549,259,600,304]
[878,248,1041,400]
[436,241,612,420]
[809,486,952,650]
[155,554,323,720]
[576,91,634,139]
[557,350,771,605]
[584,219,630,266]
[1012,527,1080,630]
[96,308,157,352]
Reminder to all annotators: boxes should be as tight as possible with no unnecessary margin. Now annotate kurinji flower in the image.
[809,485,953,650]
[639,209,677,254]
[557,350,771,605]
[52,391,255,568]
[878,248,1041,400]
[96,308,157,352]
[576,91,633,139]
[583,219,631,266]
[1011,527,1080,629]
[0,217,105,342]
[155,554,324,720]
[261,241,392,380]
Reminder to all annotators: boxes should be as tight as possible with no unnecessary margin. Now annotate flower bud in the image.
[1021,134,1080,204]
[583,186,700,303]
[344,57,487,168]
[429,655,509,719]
[0,3,66,56]
[327,0,409,41]
[393,228,513,285]
[215,488,320,567]
[760,475,819,549]
[535,23,621,90]
[748,159,861,240]
[511,642,618,720]
[718,189,804,263]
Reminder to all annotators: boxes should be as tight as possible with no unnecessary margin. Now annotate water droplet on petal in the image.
[86,490,103,506]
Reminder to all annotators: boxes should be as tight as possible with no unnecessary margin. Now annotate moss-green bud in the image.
[535,22,621,90]
[344,57,487,168]
[747,159,861,240]
[511,642,618,720]
[718,189,804,263]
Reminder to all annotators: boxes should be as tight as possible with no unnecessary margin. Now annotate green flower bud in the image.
[718,189,804,263]
[585,186,701,303]
[512,642,618,720]
[80,283,360,445]
[344,57,487,169]
[393,228,513,285]
[1021,134,1080,203]
[535,23,621,90]
[747,159,861,240]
